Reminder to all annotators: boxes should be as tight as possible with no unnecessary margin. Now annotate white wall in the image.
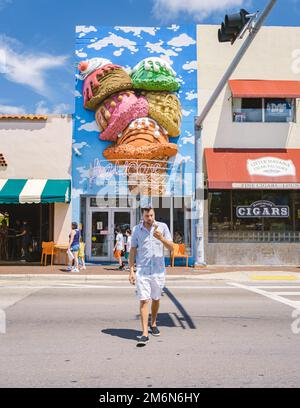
[197,25,300,149]
[0,115,72,178]
[0,115,73,246]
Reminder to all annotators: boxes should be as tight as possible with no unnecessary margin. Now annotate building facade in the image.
[72,24,300,266]
[198,25,300,265]
[0,114,72,262]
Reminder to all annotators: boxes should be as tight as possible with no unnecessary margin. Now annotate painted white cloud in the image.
[74,90,81,98]
[167,24,180,32]
[88,33,138,54]
[76,49,88,58]
[183,60,197,72]
[113,48,125,57]
[152,0,245,21]
[145,40,178,65]
[76,166,91,182]
[0,35,68,97]
[76,26,97,38]
[167,33,196,47]
[115,27,158,38]
[0,104,26,114]
[73,141,90,156]
[72,188,84,199]
[181,131,195,144]
[185,90,197,101]
[182,109,192,117]
[78,120,99,132]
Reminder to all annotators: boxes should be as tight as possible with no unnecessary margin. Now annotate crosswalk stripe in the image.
[228,282,300,310]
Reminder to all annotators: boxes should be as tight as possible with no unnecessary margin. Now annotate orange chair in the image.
[40,242,56,266]
[171,243,190,267]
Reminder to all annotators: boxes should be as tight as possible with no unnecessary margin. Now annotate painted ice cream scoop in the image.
[103,117,178,195]
[103,117,177,162]
[78,58,112,80]
[95,91,149,142]
[78,60,133,111]
[141,91,182,137]
[130,57,180,92]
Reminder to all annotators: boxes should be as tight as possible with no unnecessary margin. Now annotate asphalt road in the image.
[0,279,300,388]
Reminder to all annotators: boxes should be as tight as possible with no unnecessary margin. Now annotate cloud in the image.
[181,131,195,144]
[78,120,99,132]
[75,49,88,58]
[115,27,158,38]
[185,90,197,100]
[167,25,180,32]
[182,60,197,72]
[88,33,138,54]
[182,109,193,117]
[145,40,178,65]
[35,100,71,114]
[0,0,11,11]
[76,26,97,38]
[73,141,90,156]
[167,33,196,47]
[0,35,68,97]
[113,48,125,57]
[152,0,246,21]
[0,104,26,114]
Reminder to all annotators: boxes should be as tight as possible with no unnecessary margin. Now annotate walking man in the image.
[129,207,174,347]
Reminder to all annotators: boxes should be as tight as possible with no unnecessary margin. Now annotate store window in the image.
[264,98,295,123]
[232,97,295,123]
[209,190,299,243]
[232,98,262,122]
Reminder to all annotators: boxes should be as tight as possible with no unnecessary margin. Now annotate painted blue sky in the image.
[0,0,299,115]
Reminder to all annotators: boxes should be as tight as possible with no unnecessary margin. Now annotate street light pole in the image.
[194,0,277,266]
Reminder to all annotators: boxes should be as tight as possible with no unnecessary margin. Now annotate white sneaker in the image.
[72,268,80,273]
[67,266,72,272]
[79,266,86,270]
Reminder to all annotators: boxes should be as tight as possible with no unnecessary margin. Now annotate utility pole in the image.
[194,0,277,266]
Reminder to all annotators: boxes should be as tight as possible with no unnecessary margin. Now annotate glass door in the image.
[87,208,133,262]
[89,210,111,261]
[112,210,132,260]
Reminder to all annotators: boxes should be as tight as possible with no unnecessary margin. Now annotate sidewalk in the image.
[0,264,300,282]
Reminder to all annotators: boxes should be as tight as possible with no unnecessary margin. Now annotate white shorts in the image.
[136,274,165,301]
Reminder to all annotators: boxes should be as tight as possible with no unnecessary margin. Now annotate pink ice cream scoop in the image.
[95,91,149,142]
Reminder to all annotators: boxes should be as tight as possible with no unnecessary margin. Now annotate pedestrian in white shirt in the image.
[114,226,125,270]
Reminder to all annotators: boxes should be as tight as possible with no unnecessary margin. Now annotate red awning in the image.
[205,149,300,190]
[228,79,300,98]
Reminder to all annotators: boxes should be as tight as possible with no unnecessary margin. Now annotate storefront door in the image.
[87,208,133,262]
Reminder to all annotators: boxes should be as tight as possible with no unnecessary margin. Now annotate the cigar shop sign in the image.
[236,200,289,218]
[247,157,296,177]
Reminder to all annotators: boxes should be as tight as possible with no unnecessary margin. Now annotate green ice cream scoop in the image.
[130,57,180,92]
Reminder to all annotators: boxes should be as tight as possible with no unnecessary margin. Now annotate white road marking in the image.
[228,282,300,310]
[0,285,238,289]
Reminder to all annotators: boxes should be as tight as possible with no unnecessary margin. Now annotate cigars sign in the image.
[236,200,289,218]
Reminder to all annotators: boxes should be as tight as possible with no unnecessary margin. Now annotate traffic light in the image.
[218,9,251,44]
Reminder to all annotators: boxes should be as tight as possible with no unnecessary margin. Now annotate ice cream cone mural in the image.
[78,56,182,195]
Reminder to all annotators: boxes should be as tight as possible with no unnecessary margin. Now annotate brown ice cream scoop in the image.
[103,118,178,163]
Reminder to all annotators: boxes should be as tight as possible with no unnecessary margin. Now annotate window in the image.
[264,98,295,123]
[232,97,296,123]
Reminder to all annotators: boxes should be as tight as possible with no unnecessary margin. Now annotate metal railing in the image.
[208,231,300,243]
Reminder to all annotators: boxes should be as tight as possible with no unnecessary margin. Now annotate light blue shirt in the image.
[131,221,172,276]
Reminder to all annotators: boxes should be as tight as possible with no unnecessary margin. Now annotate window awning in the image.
[205,149,300,190]
[228,79,300,98]
[0,179,71,204]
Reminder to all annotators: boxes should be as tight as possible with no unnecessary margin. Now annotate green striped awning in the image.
[0,179,71,204]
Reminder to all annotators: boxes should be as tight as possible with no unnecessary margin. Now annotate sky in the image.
[0,0,299,115]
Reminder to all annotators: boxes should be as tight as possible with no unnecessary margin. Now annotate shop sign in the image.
[247,157,295,177]
[232,183,300,189]
[236,200,289,218]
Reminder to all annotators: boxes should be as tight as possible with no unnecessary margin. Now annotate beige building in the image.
[0,114,72,263]
[197,25,300,264]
